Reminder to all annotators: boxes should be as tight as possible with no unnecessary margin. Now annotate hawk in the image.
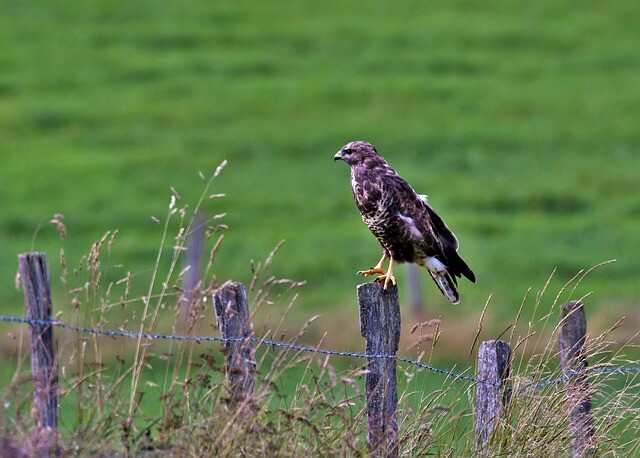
[334,141,475,304]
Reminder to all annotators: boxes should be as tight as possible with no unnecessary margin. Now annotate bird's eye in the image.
[343,148,353,155]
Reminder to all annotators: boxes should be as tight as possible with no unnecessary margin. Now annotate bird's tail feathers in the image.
[428,270,460,305]
[445,250,475,283]
[455,256,476,283]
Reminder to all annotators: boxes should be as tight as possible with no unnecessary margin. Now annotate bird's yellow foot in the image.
[357,253,389,277]
[357,266,387,277]
[377,271,397,290]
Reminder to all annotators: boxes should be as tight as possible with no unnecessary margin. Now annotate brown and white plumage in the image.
[334,140,475,304]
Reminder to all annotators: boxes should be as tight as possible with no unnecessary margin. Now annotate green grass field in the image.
[2,1,640,453]
[2,0,640,347]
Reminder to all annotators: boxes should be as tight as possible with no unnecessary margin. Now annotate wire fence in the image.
[2,315,639,391]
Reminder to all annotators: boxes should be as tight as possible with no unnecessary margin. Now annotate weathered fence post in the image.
[213,281,256,405]
[18,253,58,456]
[358,281,400,458]
[475,339,511,453]
[407,264,425,320]
[559,301,597,458]
[180,213,205,329]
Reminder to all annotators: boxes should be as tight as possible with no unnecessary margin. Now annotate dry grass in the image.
[2,165,640,456]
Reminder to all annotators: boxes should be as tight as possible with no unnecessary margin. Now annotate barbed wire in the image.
[1,315,639,390]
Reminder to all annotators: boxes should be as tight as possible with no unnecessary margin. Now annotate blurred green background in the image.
[1,0,639,362]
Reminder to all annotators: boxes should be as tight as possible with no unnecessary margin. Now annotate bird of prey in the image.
[334,141,475,304]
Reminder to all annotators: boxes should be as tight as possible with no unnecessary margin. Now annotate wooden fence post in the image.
[475,339,511,453]
[558,301,597,458]
[358,281,400,458]
[407,264,425,320]
[180,213,205,329]
[18,253,58,456]
[213,281,256,405]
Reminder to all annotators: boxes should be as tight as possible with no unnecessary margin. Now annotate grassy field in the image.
[2,1,639,340]
[1,1,640,452]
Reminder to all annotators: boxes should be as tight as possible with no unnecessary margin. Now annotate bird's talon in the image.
[377,273,397,290]
[357,267,387,277]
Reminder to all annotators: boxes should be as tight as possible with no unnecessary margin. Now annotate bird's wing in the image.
[388,175,475,283]
[422,200,476,283]
[384,172,445,255]
[369,167,475,283]
[423,201,459,251]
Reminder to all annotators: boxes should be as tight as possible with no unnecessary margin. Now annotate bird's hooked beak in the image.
[333,151,343,162]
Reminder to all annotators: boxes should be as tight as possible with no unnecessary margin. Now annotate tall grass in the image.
[2,167,639,456]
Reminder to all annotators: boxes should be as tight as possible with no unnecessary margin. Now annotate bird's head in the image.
[334,141,380,166]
